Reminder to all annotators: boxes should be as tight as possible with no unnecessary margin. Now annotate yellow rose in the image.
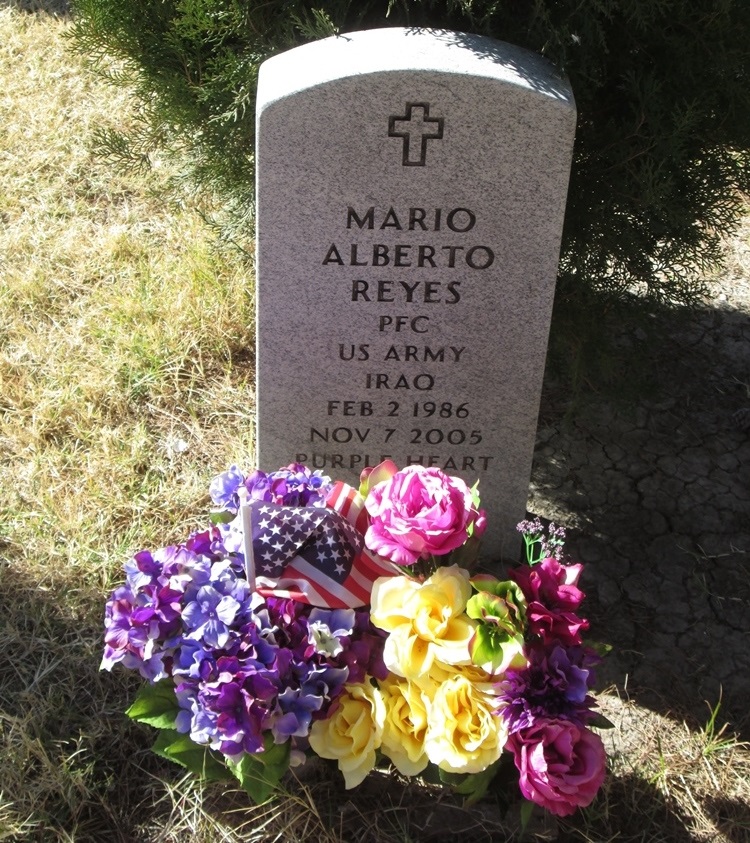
[379,676,430,777]
[369,574,423,632]
[371,566,477,681]
[424,674,507,775]
[308,682,384,789]
[426,658,498,693]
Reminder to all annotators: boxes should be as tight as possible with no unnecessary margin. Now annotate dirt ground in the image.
[529,216,750,738]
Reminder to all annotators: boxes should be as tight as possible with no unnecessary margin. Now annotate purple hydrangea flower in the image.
[306,608,356,657]
[171,637,218,681]
[211,668,278,755]
[104,524,387,764]
[208,463,333,516]
[244,469,273,502]
[123,550,163,591]
[101,573,184,679]
[299,664,349,705]
[272,686,325,740]
[209,464,246,510]
[182,585,243,649]
[266,464,332,507]
[497,644,598,733]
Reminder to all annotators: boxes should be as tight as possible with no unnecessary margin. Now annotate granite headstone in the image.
[255,28,576,560]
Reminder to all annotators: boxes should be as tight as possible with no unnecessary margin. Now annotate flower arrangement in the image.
[102,460,608,816]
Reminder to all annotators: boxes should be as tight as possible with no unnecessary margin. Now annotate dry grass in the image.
[1,5,254,839]
[572,692,750,843]
[1,5,749,842]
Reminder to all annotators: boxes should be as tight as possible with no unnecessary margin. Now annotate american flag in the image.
[249,481,399,609]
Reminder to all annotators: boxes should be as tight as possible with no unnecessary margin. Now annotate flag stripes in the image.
[250,482,399,608]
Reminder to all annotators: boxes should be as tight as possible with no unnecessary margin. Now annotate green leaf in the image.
[438,759,502,805]
[588,712,616,729]
[126,680,180,729]
[209,509,236,525]
[520,798,535,833]
[152,730,232,782]
[358,459,397,498]
[588,640,613,657]
[225,736,291,804]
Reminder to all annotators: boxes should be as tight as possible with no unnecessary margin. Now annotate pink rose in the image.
[509,719,606,817]
[364,466,485,566]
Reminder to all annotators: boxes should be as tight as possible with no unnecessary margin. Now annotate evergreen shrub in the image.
[69,0,750,382]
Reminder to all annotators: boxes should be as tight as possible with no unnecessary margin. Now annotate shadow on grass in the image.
[564,770,716,843]
[1,553,729,842]
[703,795,750,843]
[190,762,720,842]
[0,558,179,841]
[530,296,750,741]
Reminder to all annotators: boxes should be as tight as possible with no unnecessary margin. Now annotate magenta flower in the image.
[525,604,589,646]
[508,718,606,816]
[509,557,588,645]
[510,557,584,611]
[364,465,485,566]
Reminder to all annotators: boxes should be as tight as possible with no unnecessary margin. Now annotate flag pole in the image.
[239,489,256,593]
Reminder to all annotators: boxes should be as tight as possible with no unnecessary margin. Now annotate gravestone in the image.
[255,28,576,560]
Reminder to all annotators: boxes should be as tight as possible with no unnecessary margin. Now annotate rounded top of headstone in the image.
[258,27,573,109]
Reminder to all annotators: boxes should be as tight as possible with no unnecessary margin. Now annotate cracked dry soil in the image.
[529,219,750,736]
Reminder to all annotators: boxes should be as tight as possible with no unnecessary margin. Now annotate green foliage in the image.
[127,681,292,802]
[127,680,182,729]
[438,757,504,804]
[152,729,233,782]
[225,736,291,803]
[127,681,234,782]
[68,0,750,382]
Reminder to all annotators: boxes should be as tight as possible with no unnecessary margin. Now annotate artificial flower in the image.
[103,463,606,816]
[370,565,476,681]
[379,675,430,776]
[498,644,599,733]
[424,673,506,774]
[509,558,589,645]
[466,577,528,674]
[508,718,606,816]
[308,681,385,789]
[364,465,485,565]
[358,459,399,498]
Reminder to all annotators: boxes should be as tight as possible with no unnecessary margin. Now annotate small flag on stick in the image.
[248,482,399,608]
[239,489,256,593]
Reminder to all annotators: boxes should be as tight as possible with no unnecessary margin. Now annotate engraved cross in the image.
[388,102,444,167]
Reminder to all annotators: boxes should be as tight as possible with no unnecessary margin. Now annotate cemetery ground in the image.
[1,2,749,841]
